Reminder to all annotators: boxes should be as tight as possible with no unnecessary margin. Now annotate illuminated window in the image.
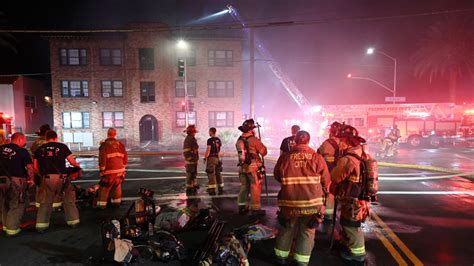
[61,81,89,97]
[101,81,123,97]
[60,48,87,65]
[63,112,90,129]
[103,112,124,128]
[208,50,233,66]
[100,48,122,65]
[208,81,233,97]
[176,111,196,128]
[175,80,196,97]
[209,111,234,127]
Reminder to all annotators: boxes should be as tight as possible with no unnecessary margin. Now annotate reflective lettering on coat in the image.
[290,152,313,168]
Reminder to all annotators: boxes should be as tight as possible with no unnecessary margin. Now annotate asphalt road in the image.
[0,147,473,265]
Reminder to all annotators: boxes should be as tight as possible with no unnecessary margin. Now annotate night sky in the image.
[1,0,473,117]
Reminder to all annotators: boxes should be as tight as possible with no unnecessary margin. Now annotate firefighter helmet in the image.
[184,125,197,134]
[337,125,366,144]
[329,121,343,137]
[238,119,256,133]
[295,130,311,144]
[36,124,51,136]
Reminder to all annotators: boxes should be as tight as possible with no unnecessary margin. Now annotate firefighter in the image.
[95,128,128,209]
[317,121,343,221]
[203,127,224,195]
[31,124,62,209]
[33,130,81,232]
[0,133,35,236]
[330,125,369,262]
[236,119,267,216]
[279,124,300,155]
[183,125,199,194]
[273,131,330,266]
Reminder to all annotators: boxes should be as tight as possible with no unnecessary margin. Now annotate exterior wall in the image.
[49,25,243,148]
[0,77,52,134]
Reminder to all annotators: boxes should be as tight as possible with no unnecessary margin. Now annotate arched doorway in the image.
[139,115,158,142]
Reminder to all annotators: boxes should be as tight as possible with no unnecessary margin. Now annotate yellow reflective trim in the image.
[5,227,21,235]
[207,184,217,189]
[278,198,324,207]
[36,222,50,229]
[294,253,311,263]
[35,202,40,208]
[52,202,63,208]
[183,148,192,152]
[67,219,80,226]
[274,248,290,258]
[282,176,320,185]
[97,201,107,206]
[111,198,121,203]
[218,183,224,188]
[350,246,366,255]
[106,152,124,159]
[325,208,334,215]
[325,156,335,162]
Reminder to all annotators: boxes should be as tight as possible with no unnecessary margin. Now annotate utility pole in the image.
[184,56,189,127]
[249,28,255,118]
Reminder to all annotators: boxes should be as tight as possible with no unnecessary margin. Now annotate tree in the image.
[412,15,474,102]
[0,11,17,53]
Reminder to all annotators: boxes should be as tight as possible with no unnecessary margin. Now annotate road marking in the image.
[380,172,474,181]
[372,211,424,266]
[374,228,408,266]
[454,153,474,162]
[378,191,474,195]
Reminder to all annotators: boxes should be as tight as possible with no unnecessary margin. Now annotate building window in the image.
[139,48,154,70]
[176,49,196,66]
[140,82,155,102]
[100,48,122,65]
[354,118,365,127]
[175,81,196,97]
[208,81,234,97]
[208,50,233,66]
[176,111,196,128]
[101,81,123,97]
[63,112,90,129]
[61,81,89,97]
[60,48,87,65]
[24,95,36,108]
[103,111,124,128]
[209,111,234,127]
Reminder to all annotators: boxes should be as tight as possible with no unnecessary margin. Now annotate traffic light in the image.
[181,101,186,111]
[178,59,185,77]
[188,101,194,112]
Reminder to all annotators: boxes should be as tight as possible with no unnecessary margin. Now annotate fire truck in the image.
[0,112,13,141]
[319,103,474,148]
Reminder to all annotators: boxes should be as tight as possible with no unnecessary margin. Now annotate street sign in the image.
[385,96,406,102]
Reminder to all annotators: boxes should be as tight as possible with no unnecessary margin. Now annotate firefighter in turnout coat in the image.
[318,121,344,220]
[330,125,370,262]
[95,128,128,208]
[273,131,330,265]
[236,119,267,216]
[183,125,200,194]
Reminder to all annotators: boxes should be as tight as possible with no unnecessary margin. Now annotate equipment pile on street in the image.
[99,187,275,265]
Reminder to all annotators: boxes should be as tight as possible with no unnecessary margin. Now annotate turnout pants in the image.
[185,162,198,189]
[0,176,28,236]
[36,174,80,230]
[206,157,223,191]
[237,167,261,210]
[95,174,123,208]
[275,216,316,265]
[339,197,368,257]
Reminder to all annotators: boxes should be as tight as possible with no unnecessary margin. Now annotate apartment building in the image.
[48,23,242,147]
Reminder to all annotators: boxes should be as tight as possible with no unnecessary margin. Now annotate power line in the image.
[1,8,473,34]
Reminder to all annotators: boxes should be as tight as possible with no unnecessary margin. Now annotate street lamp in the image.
[347,73,394,95]
[176,39,189,127]
[366,47,397,103]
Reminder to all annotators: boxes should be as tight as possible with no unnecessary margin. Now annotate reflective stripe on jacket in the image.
[330,146,363,197]
[274,144,330,217]
[235,132,267,172]
[99,138,128,175]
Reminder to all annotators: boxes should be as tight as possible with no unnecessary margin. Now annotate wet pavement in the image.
[0,146,473,265]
